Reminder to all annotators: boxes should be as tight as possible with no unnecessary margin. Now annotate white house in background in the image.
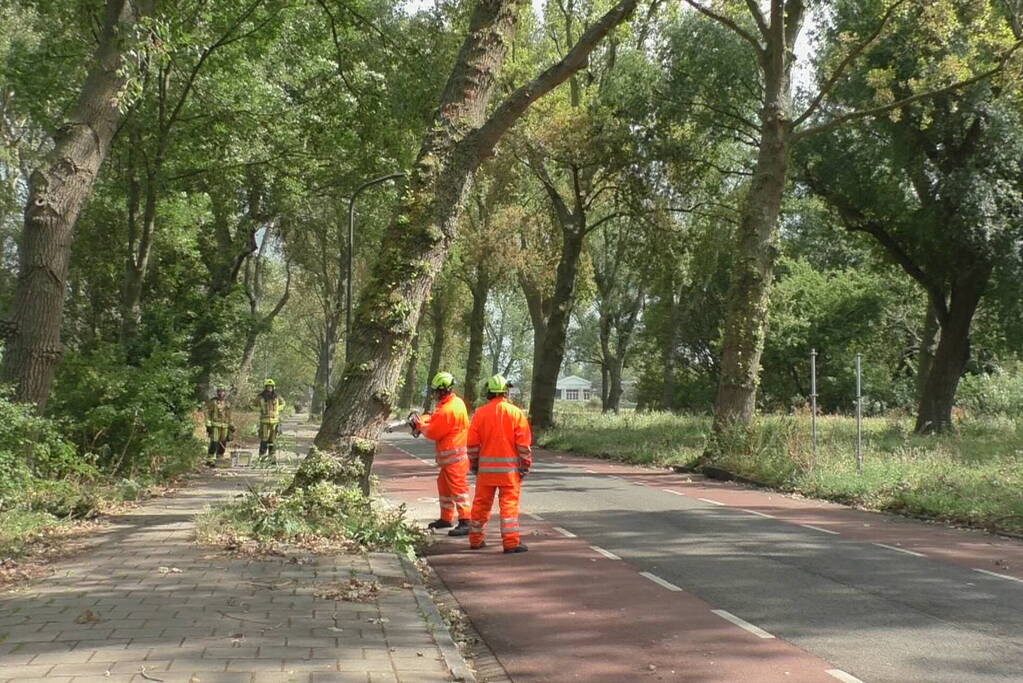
[555,375,593,402]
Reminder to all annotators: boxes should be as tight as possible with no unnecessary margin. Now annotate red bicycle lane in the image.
[375,442,852,682]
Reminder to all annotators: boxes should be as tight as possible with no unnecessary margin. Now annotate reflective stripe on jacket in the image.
[466,397,532,481]
[418,393,469,467]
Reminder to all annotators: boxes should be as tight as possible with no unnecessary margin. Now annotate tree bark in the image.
[914,267,990,433]
[312,0,639,493]
[662,287,679,410]
[398,326,421,412]
[529,227,585,429]
[915,296,940,404]
[463,267,490,410]
[0,0,153,410]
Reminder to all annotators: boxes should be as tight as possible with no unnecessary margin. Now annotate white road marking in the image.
[711,610,775,639]
[639,572,683,592]
[974,568,1023,584]
[661,489,685,496]
[740,508,776,519]
[698,498,725,506]
[801,524,840,535]
[552,526,576,538]
[873,543,926,558]
[826,669,866,683]
[584,469,598,473]
[590,546,621,560]
[526,512,545,521]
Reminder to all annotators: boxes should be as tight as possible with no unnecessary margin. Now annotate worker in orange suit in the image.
[415,372,471,536]
[466,374,533,554]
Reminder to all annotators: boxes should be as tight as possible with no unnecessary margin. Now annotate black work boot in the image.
[259,441,268,456]
[503,543,529,554]
[448,520,470,537]
[427,519,453,530]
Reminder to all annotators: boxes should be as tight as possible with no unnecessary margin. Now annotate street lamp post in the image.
[346,173,404,363]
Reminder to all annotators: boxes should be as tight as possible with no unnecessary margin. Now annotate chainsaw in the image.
[385,411,422,438]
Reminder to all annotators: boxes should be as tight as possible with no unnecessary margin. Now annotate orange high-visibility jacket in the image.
[467,397,533,483]
[418,393,469,467]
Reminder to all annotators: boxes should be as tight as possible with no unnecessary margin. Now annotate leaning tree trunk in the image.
[464,269,490,410]
[711,108,791,435]
[398,328,421,412]
[915,268,990,433]
[529,227,585,430]
[311,0,639,493]
[0,0,153,411]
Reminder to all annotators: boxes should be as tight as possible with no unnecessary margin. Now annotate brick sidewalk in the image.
[1,426,467,683]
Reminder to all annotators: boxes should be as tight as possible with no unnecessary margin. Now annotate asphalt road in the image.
[379,433,1023,682]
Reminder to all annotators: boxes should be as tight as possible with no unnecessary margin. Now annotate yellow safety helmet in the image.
[263,378,276,387]
[486,374,509,394]
[431,372,455,390]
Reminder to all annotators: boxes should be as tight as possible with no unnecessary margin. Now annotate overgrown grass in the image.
[539,411,1023,535]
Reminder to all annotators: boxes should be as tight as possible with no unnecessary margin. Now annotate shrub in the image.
[49,343,204,478]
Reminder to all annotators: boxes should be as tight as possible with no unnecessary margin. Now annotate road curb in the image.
[399,554,478,682]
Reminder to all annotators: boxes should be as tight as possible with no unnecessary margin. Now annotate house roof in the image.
[556,375,592,389]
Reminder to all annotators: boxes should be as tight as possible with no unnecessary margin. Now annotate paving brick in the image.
[166,658,228,672]
[68,676,135,683]
[282,658,341,672]
[88,648,153,662]
[0,664,55,678]
[253,674,313,683]
[225,659,284,672]
[27,650,97,665]
[6,677,73,683]
[336,660,393,674]
[311,673,371,683]
[203,647,258,659]
[106,659,172,673]
[48,662,124,677]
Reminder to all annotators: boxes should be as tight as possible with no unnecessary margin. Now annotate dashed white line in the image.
[552,526,576,538]
[526,512,545,521]
[661,488,685,496]
[639,572,683,592]
[801,524,840,535]
[589,546,621,560]
[740,508,776,519]
[826,669,865,683]
[873,543,926,558]
[698,498,726,506]
[711,610,774,638]
[974,568,1023,584]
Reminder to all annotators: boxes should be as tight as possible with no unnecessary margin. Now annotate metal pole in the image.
[855,353,863,473]
[345,173,404,363]
[810,348,818,460]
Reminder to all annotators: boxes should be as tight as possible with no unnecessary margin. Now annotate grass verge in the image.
[538,411,1023,536]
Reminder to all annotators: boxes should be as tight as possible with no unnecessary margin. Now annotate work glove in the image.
[470,463,479,476]
[518,468,529,479]
[205,426,213,438]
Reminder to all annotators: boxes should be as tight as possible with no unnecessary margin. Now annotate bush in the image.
[49,344,204,478]
[957,366,1023,416]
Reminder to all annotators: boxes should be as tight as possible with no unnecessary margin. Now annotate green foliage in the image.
[957,364,1023,416]
[197,477,426,558]
[49,344,204,478]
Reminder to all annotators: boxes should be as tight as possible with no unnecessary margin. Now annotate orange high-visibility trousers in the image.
[437,459,471,523]
[469,481,522,550]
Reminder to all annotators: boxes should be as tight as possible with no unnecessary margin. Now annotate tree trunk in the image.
[464,268,490,410]
[424,296,447,413]
[529,228,585,430]
[662,288,679,410]
[0,0,153,410]
[311,0,639,493]
[310,336,333,418]
[914,268,990,433]
[607,355,625,413]
[915,296,940,404]
[599,313,612,412]
[398,328,421,412]
[711,112,790,434]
